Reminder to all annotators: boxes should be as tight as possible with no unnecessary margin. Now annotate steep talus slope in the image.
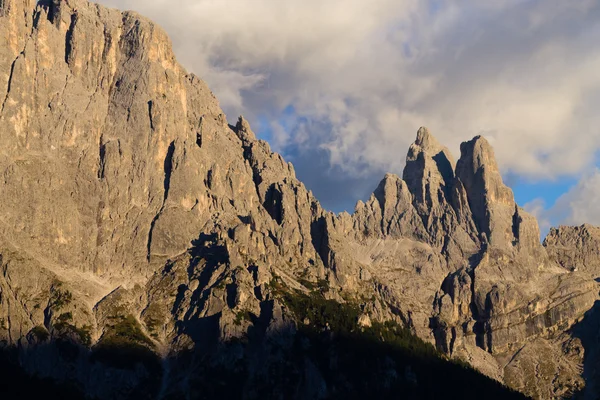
[0,1,599,399]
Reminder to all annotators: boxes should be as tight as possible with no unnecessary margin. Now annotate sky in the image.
[96,0,600,238]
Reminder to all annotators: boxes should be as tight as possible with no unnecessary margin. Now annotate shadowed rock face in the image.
[455,135,515,243]
[0,1,599,399]
[403,127,456,217]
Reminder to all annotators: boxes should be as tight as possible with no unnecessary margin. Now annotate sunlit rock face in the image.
[0,1,599,399]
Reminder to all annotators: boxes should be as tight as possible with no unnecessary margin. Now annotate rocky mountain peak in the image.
[234,115,256,143]
[350,173,426,240]
[373,173,417,229]
[403,127,455,215]
[455,135,518,246]
[414,126,442,151]
[374,172,406,198]
[456,136,513,203]
[1,1,599,399]
[404,127,455,190]
[400,127,479,258]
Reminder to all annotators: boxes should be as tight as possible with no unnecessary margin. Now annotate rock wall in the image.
[0,1,599,398]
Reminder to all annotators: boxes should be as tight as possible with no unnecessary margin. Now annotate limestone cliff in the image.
[0,1,599,399]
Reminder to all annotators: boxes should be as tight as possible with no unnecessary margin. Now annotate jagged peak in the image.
[354,199,366,212]
[458,135,500,173]
[414,126,441,150]
[375,173,409,192]
[407,127,454,161]
[236,115,251,131]
[547,223,600,237]
[353,173,412,214]
[380,172,403,184]
[405,127,456,170]
[456,135,517,215]
[370,173,417,230]
[374,173,410,204]
[579,223,598,231]
[403,127,456,215]
[234,115,257,143]
[455,135,527,248]
[2,1,594,398]
[456,135,506,188]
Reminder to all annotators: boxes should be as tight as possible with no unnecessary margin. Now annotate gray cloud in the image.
[94,0,600,214]
[542,169,600,227]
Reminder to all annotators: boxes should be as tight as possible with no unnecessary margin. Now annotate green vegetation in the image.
[315,278,329,293]
[143,303,164,339]
[56,312,73,325]
[297,278,316,290]
[234,310,252,326]
[11,279,523,399]
[183,282,524,399]
[52,312,92,346]
[30,325,49,342]
[280,287,444,360]
[49,285,73,310]
[264,275,282,292]
[101,315,154,348]
[282,289,360,335]
[275,288,525,399]
[91,315,159,372]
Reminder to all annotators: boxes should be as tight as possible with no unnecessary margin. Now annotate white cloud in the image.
[94,0,600,190]
[524,198,552,235]
[547,169,600,226]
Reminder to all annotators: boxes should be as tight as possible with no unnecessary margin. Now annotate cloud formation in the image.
[547,169,600,226]
[95,0,600,216]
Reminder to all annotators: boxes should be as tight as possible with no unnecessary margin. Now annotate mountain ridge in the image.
[0,1,599,399]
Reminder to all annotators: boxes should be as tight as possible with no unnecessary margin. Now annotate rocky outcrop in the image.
[455,136,516,247]
[0,0,599,399]
[404,128,455,214]
[403,128,479,269]
[351,173,426,240]
[320,128,599,398]
[545,224,600,275]
[502,336,586,399]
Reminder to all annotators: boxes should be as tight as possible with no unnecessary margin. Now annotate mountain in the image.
[0,0,598,399]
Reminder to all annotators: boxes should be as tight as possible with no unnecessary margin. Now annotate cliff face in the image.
[0,1,599,399]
